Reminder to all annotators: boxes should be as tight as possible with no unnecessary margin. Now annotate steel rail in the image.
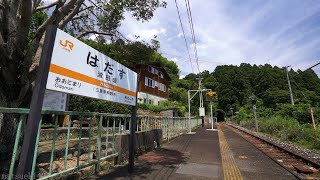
[223,123,320,180]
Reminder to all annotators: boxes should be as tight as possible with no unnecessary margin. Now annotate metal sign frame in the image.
[47,29,137,106]
[17,25,57,176]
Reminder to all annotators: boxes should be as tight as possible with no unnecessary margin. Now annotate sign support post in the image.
[129,75,139,174]
[128,105,137,174]
[16,25,57,177]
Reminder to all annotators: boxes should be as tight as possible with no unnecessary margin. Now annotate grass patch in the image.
[239,116,320,152]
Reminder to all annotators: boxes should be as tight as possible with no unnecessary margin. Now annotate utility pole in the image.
[249,96,259,132]
[253,104,258,132]
[196,77,204,108]
[286,66,294,105]
[309,108,317,129]
[196,77,205,127]
[230,107,234,122]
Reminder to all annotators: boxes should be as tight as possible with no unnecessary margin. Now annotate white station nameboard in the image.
[46,29,138,106]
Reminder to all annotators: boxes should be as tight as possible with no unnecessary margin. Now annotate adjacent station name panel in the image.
[42,90,67,111]
[46,29,138,106]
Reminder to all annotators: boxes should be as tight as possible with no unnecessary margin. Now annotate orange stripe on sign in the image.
[49,64,136,97]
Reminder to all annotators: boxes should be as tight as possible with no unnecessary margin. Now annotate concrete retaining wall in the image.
[116,129,162,163]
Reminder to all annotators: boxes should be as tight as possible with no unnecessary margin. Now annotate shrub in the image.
[69,95,131,114]
[137,100,187,116]
[258,115,320,152]
[259,116,299,137]
[276,104,311,124]
[299,126,320,149]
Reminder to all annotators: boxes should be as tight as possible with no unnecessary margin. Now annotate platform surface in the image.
[92,124,298,180]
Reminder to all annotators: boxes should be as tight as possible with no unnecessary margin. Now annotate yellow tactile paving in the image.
[217,125,244,180]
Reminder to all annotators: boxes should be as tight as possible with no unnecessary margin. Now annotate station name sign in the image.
[46,29,138,106]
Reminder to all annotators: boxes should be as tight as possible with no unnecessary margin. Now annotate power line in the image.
[174,0,195,74]
[302,62,320,73]
[184,0,201,76]
[159,52,242,66]
[85,0,197,74]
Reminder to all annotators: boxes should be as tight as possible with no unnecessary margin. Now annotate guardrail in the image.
[0,108,201,179]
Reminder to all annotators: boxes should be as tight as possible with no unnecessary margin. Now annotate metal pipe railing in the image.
[0,107,201,179]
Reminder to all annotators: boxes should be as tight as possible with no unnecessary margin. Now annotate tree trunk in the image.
[0,54,33,175]
[0,113,21,175]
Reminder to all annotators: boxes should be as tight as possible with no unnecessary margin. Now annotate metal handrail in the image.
[0,107,201,179]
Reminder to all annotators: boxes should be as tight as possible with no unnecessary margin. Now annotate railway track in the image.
[222,123,320,180]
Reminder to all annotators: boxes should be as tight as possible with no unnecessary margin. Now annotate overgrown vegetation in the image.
[69,95,131,114]
[232,105,320,152]
[138,100,186,116]
[237,115,320,152]
[200,64,320,152]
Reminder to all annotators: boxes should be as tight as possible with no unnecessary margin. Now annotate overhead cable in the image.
[184,0,201,76]
[174,0,195,74]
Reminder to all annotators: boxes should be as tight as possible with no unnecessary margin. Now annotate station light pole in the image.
[188,88,211,134]
[196,77,205,127]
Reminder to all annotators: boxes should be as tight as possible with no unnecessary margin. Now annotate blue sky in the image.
[119,0,320,77]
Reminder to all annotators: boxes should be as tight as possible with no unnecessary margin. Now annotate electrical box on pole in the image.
[199,107,205,117]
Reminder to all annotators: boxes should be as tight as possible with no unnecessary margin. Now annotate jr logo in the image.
[59,40,74,52]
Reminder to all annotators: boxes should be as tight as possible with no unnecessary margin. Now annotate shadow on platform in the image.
[95,148,187,179]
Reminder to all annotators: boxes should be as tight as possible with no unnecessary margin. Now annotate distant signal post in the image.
[206,90,217,130]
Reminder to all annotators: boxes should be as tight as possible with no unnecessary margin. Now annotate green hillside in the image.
[170,64,320,122]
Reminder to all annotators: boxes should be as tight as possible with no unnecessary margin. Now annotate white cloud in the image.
[136,28,166,40]
[119,0,320,76]
[124,27,167,42]
[171,57,178,62]
[88,34,112,44]
[88,34,97,41]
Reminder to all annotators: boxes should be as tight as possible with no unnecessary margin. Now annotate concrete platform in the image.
[91,123,298,180]
[219,124,297,180]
